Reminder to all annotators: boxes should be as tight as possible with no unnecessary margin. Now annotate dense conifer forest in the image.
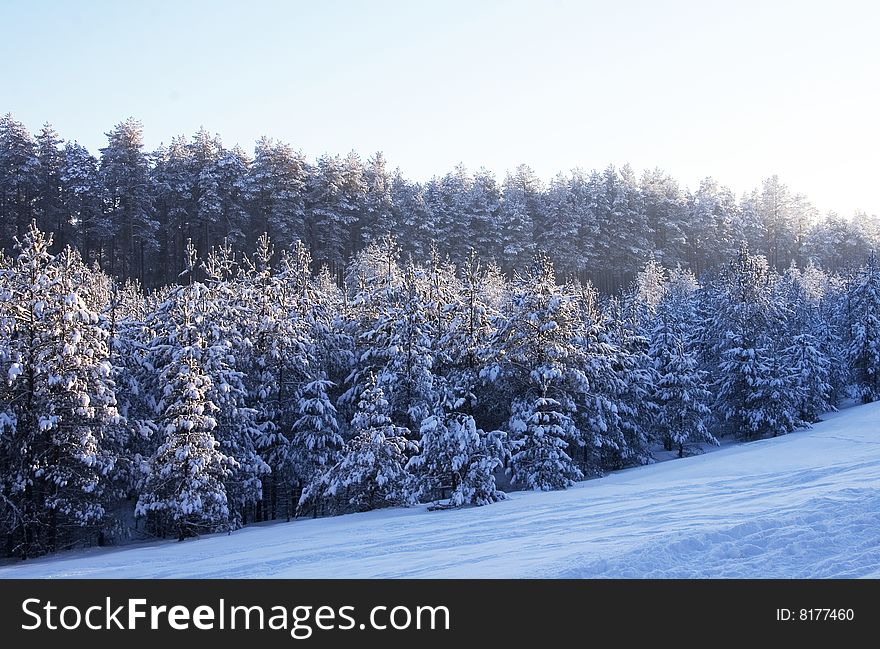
[2,115,879,559]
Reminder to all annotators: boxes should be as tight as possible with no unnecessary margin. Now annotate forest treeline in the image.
[1,114,879,291]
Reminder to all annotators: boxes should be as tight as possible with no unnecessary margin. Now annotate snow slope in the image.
[3,402,880,579]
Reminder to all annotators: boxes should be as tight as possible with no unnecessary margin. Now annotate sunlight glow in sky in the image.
[3,0,878,215]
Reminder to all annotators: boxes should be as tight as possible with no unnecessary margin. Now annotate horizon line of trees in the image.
[2,218,879,560]
[3,114,880,293]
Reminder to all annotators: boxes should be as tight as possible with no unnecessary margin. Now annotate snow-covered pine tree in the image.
[284,246,352,503]
[0,224,119,556]
[539,172,582,276]
[685,177,738,273]
[507,393,582,491]
[343,237,434,431]
[846,251,880,402]
[602,294,656,467]
[239,235,306,518]
[408,383,506,507]
[359,152,394,247]
[0,114,40,250]
[783,332,832,422]
[594,164,651,284]
[709,244,802,438]
[390,171,431,261]
[142,242,266,530]
[633,257,668,320]
[104,277,156,518]
[442,250,501,420]
[38,247,121,542]
[350,258,436,431]
[651,341,716,457]
[640,169,687,268]
[490,254,585,490]
[300,377,414,514]
[498,165,540,271]
[307,153,361,276]
[290,379,343,497]
[135,351,233,540]
[60,141,107,264]
[200,241,269,524]
[99,118,158,284]
[648,270,717,457]
[568,280,632,474]
[207,145,251,250]
[387,264,436,428]
[246,137,309,254]
[467,169,503,263]
[34,124,67,249]
[777,265,834,422]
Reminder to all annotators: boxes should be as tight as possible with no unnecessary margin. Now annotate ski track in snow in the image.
[2,402,879,579]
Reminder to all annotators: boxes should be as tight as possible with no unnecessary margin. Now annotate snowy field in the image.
[2,402,879,579]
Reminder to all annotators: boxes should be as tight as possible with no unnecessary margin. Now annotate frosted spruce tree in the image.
[376,264,436,428]
[709,245,801,438]
[289,379,343,507]
[104,277,157,508]
[648,270,716,456]
[0,224,119,557]
[491,254,585,490]
[0,114,39,250]
[568,281,633,475]
[408,384,506,507]
[846,251,880,402]
[300,377,415,514]
[343,239,436,432]
[136,352,233,540]
[99,118,158,284]
[341,237,403,411]
[246,137,309,252]
[200,241,269,523]
[600,294,655,468]
[778,265,834,422]
[237,234,308,519]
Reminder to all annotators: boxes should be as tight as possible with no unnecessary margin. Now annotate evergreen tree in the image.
[568,281,632,474]
[0,115,39,250]
[847,252,880,402]
[247,137,309,253]
[498,165,541,271]
[540,172,582,275]
[360,152,394,247]
[100,118,158,284]
[467,168,503,262]
[709,245,802,438]
[641,168,687,267]
[684,177,737,273]
[290,379,343,495]
[490,255,586,489]
[300,378,414,513]
[307,152,363,275]
[390,171,430,260]
[0,224,118,556]
[136,351,233,540]
[777,265,834,422]
[408,385,506,507]
[34,124,67,249]
[649,271,716,456]
[60,142,106,265]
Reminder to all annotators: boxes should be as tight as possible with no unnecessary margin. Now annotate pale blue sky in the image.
[2,0,878,215]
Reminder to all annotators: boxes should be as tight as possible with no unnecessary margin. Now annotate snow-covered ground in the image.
[3,402,880,579]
